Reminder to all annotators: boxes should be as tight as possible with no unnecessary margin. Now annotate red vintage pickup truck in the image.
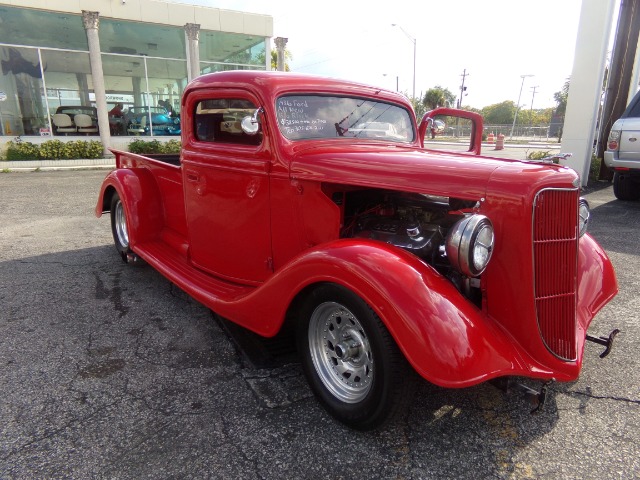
[97,70,618,430]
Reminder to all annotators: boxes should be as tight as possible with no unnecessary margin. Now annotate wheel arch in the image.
[265,240,527,388]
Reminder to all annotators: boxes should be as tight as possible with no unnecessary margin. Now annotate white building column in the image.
[185,23,201,82]
[82,10,111,156]
[560,0,616,185]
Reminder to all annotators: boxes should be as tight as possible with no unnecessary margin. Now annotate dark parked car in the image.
[124,106,180,136]
[52,105,98,135]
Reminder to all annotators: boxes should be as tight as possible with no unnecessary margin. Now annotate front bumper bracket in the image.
[490,378,554,414]
[586,329,620,358]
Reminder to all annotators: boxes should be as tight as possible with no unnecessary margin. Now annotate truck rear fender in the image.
[255,239,530,388]
[95,168,164,247]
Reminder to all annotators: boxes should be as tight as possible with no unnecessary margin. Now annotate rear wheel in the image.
[110,192,133,262]
[297,284,412,430]
[613,171,640,201]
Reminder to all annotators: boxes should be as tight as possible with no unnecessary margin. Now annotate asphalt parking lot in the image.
[0,170,638,479]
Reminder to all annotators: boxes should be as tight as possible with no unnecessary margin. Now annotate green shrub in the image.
[589,155,601,183]
[38,139,67,159]
[526,150,553,161]
[5,138,40,160]
[3,137,104,160]
[128,138,181,154]
[63,140,104,159]
[128,139,161,154]
[161,139,181,154]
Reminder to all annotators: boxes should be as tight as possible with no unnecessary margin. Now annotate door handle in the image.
[185,170,200,182]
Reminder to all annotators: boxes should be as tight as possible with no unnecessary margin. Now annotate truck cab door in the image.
[181,89,272,284]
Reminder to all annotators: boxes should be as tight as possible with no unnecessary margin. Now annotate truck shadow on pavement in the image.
[587,194,640,257]
[1,244,566,479]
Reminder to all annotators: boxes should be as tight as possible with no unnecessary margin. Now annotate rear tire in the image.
[613,171,640,201]
[297,284,412,430]
[110,192,133,263]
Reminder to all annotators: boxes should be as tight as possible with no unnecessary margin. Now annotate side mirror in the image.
[419,107,484,155]
[241,107,263,136]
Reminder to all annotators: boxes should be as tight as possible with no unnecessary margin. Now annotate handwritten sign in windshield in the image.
[277,97,328,138]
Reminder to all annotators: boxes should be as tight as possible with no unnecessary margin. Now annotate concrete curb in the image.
[1,158,115,172]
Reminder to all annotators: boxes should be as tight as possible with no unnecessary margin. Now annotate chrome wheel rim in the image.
[308,301,373,403]
[114,200,129,248]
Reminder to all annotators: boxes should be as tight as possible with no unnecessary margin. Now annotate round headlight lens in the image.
[446,214,495,277]
[578,198,590,237]
[472,224,495,271]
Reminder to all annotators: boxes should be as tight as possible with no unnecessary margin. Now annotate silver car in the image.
[604,91,640,200]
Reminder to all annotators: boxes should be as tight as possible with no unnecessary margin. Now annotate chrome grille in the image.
[533,188,579,361]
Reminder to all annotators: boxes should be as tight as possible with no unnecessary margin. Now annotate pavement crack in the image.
[1,398,124,462]
[564,387,640,406]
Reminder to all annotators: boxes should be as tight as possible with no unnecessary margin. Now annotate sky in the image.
[167,0,589,109]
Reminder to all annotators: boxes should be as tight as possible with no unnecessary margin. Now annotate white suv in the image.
[605,91,640,200]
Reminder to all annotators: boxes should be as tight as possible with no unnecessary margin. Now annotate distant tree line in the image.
[407,81,569,126]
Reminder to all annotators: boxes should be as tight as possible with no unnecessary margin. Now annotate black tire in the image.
[613,171,640,201]
[297,283,412,430]
[110,192,132,263]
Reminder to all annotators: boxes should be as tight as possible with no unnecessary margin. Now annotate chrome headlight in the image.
[578,198,590,237]
[446,214,495,277]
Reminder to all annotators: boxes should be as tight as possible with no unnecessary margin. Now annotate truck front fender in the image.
[244,239,530,388]
[95,168,164,247]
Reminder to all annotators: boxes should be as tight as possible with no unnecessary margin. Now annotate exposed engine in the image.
[339,189,484,302]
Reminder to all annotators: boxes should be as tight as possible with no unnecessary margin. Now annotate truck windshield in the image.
[276,95,415,142]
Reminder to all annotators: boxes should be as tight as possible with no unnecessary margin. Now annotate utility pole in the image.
[510,74,534,140]
[457,69,469,108]
[530,86,539,136]
[530,86,539,114]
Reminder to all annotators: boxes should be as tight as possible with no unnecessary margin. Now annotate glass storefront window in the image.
[0,46,46,136]
[99,19,185,59]
[0,6,88,51]
[41,50,93,111]
[200,31,266,67]
[102,53,186,136]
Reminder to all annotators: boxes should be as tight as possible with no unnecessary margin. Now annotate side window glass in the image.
[194,98,262,145]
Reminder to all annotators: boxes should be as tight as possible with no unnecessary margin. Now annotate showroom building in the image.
[0,0,273,150]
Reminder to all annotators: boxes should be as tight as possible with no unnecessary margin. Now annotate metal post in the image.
[458,69,469,109]
[529,86,539,139]
[510,74,534,140]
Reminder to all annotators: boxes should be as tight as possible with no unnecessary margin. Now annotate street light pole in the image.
[510,74,534,140]
[392,24,416,100]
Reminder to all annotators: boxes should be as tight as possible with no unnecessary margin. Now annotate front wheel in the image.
[110,192,133,262]
[297,284,412,430]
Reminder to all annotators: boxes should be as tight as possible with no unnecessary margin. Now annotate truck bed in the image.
[144,153,181,166]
